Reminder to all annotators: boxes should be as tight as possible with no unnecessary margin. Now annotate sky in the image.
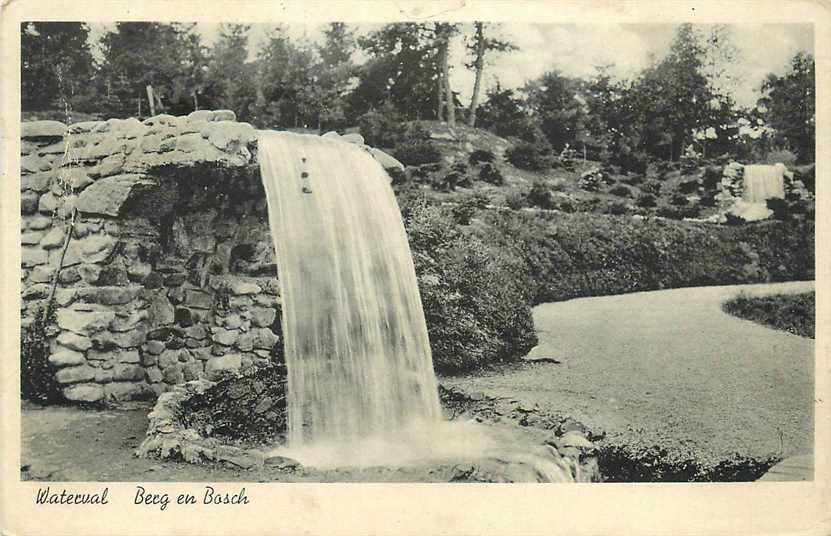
[88,22,814,108]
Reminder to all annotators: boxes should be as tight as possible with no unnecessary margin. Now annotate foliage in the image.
[642,180,662,196]
[469,149,495,164]
[21,307,62,404]
[670,193,690,206]
[506,141,550,170]
[505,192,526,210]
[475,85,539,140]
[758,51,815,163]
[478,163,504,185]
[402,198,538,373]
[635,193,657,208]
[21,22,96,114]
[723,292,814,338]
[764,148,798,167]
[609,184,633,198]
[393,140,442,166]
[526,181,556,209]
[357,102,406,148]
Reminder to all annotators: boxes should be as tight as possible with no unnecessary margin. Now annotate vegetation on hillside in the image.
[723,292,815,338]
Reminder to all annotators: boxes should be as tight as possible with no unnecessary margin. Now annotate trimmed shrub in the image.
[609,184,632,198]
[469,149,495,165]
[505,192,526,210]
[636,193,657,208]
[357,104,405,148]
[642,180,662,196]
[527,181,556,209]
[506,142,550,171]
[670,193,690,206]
[479,163,504,185]
[393,140,442,167]
[402,199,538,373]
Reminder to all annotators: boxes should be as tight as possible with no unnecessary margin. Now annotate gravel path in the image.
[444,281,815,465]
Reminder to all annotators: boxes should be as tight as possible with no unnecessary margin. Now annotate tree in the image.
[630,24,724,160]
[21,22,96,114]
[203,24,256,121]
[524,70,587,151]
[465,22,516,127]
[316,23,357,131]
[433,23,460,125]
[758,51,815,163]
[98,22,204,118]
[475,83,539,141]
[349,23,441,121]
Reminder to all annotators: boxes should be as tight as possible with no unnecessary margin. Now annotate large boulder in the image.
[76,174,157,216]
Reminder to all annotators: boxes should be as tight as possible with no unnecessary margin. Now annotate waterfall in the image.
[257,131,572,481]
[258,131,442,449]
[743,164,786,203]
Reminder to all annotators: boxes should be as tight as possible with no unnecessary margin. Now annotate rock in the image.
[111,309,149,332]
[97,154,125,177]
[369,147,405,172]
[163,365,184,384]
[187,110,215,123]
[75,234,117,264]
[62,168,94,190]
[254,396,274,414]
[22,120,67,139]
[56,307,114,335]
[21,232,44,245]
[185,290,213,309]
[212,328,239,346]
[56,332,92,352]
[92,328,146,349]
[264,455,301,470]
[183,361,204,381]
[104,381,150,401]
[145,367,163,383]
[77,286,141,306]
[205,354,242,379]
[341,133,365,145]
[213,110,236,122]
[250,307,277,328]
[115,349,141,363]
[56,365,96,384]
[27,215,53,230]
[113,364,145,381]
[253,328,279,350]
[21,191,40,214]
[158,350,182,369]
[76,174,156,216]
[559,431,594,450]
[23,173,53,192]
[63,383,103,403]
[217,451,263,470]
[37,191,60,213]
[48,348,86,367]
[27,266,53,283]
[145,340,166,355]
[39,227,65,249]
[228,280,261,295]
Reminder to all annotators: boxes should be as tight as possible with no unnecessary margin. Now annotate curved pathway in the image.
[445,281,815,470]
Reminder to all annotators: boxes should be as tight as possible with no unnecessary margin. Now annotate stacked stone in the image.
[20,111,280,404]
[715,161,744,210]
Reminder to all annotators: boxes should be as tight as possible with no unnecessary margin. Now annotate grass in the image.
[723,292,815,338]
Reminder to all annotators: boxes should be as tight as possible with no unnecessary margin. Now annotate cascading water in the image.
[743,164,786,203]
[257,131,572,481]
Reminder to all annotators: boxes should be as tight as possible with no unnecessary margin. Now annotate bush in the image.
[506,142,550,171]
[479,163,504,185]
[21,307,62,403]
[527,181,556,209]
[767,198,789,220]
[469,149,495,165]
[657,205,700,219]
[614,149,650,175]
[393,140,442,167]
[678,179,699,194]
[606,202,629,216]
[471,192,490,209]
[670,193,690,206]
[609,184,632,198]
[403,199,538,373]
[505,192,526,210]
[642,180,662,196]
[357,104,405,148]
[636,193,657,208]
[451,202,477,225]
[723,292,814,338]
[765,148,798,168]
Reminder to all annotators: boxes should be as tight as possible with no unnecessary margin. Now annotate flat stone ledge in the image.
[23,120,67,139]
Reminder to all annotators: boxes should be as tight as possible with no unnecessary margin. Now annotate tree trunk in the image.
[468,22,486,128]
[436,47,445,121]
[442,37,455,126]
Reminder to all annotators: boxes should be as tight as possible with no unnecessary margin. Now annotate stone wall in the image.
[20,111,290,404]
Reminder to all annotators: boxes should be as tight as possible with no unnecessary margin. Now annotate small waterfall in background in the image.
[258,131,572,481]
[729,164,787,222]
[743,164,786,203]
